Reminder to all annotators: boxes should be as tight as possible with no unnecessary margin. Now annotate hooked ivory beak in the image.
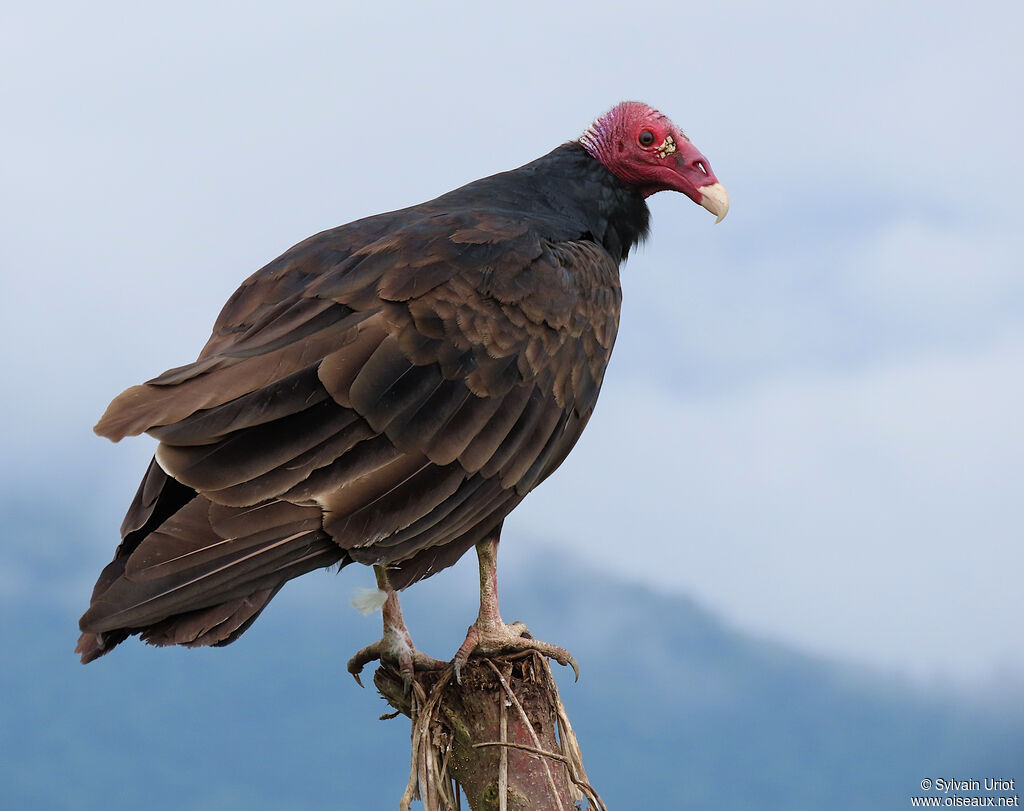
[698,183,729,224]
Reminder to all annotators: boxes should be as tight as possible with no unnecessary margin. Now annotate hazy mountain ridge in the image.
[1,494,1020,809]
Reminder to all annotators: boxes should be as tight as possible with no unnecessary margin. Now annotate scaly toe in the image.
[347,638,446,689]
[347,641,384,687]
[451,620,580,683]
[521,638,580,681]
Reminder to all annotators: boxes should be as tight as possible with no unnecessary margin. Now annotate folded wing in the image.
[79,209,621,660]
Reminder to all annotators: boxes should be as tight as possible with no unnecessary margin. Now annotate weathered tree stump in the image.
[374,652,605,811]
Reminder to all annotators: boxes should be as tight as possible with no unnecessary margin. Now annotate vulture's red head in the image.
[580,101,729,222]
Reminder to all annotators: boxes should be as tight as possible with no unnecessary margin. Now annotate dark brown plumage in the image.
[77,102,726,663]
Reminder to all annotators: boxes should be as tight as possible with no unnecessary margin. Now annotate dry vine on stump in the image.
[372,651,607,811]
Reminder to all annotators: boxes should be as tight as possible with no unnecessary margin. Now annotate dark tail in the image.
[77,458,347,663]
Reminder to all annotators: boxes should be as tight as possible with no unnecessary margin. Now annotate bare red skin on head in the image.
[579,101,720,202]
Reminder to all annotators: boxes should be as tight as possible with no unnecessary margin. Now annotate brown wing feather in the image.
[94,305,370,441]
[80,209,621,660]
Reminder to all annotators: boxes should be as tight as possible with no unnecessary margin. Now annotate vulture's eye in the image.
[638,130,656,147]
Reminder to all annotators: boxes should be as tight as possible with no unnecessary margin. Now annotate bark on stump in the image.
[374,652,605,811]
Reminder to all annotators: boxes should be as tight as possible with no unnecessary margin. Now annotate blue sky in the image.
[2,1,1021,685]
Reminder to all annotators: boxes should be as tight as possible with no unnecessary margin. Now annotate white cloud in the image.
[517,331,1024,684]
[606,204,1024,404]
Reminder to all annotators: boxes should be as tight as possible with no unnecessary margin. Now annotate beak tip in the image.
[698,182,730,224]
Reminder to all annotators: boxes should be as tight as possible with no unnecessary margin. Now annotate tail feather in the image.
[76,587,282,663]
[75,629,128,664]
[140,586,281,648]
[77,460,348,664]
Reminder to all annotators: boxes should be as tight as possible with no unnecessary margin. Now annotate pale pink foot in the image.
[452,617,579,684]
[347,568,446,690]
[451,533,579,683]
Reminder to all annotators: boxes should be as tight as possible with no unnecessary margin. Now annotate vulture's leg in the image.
[452,532,579,683]
[347,565,446,689]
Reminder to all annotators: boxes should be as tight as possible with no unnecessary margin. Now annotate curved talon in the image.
[397,650,412,693]
[347,646,371,687]
[529,639,580,681]
[347,641,384,687]
[452,624,479,684]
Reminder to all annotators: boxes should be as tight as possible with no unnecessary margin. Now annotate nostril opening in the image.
[695,160,708,175]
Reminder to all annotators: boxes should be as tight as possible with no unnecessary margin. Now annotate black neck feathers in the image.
[433,143,651,262]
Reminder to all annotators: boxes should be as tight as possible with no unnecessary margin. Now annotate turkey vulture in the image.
[76,101,728,674]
